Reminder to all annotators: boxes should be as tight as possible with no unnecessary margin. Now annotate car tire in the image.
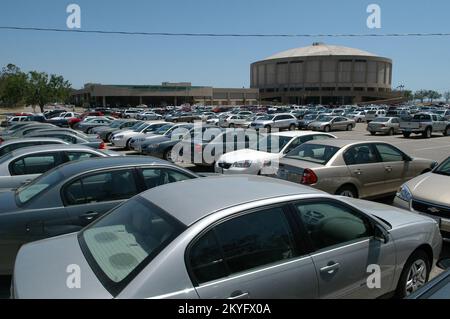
[444,126,450,136]
[324,125,331,132]
[105,133,112,142]
[346,124,353,131]
[388,128,394,136]
[335,185,358,198]
[125,138,132,150]
[264,125,272,133]
[357,118,362,123]
[289,124,296,131]
[395,250,430,298]
[163,148,173,162]
[403,132,411,138]
[370,131,376,136]
[423,127,432,139]
[229,124,235,128]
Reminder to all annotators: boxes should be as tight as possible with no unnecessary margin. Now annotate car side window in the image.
[9,152,63,176]
[294,201,372,250]
[374,144,404,162]
[284,137,303,153]
[65,151,99,161]
[188,206,297,285]
[63,169,138,205]
[392,118,399,124]
[55,134,76,144]
[344,144,379,165]
[141,168,193,189]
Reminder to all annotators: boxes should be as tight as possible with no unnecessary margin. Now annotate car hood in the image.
[219,149,279,163]
[13,232,112,299]
[405,172,450,206]
[309,121,329,126]
[339,197,436,229]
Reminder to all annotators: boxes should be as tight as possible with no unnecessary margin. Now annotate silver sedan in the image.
[367,117,401,136]
[12,176,442,299]
[308,116,356,132]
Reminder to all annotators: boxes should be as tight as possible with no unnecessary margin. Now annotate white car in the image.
[347,111,366,123]
[215,131,336,175]
[111,121,166,148]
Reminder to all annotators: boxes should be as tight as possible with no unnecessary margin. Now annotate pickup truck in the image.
[400,113,450,138]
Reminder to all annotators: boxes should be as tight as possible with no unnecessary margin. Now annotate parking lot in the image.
[0,116,449,299]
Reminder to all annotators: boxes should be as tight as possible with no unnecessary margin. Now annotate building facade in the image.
[72,82,259,107]
[251,43,401,105]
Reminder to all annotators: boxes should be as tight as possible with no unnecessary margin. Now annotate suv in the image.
[250,113,298,132]
[400,113,449,138]
[365,110,386,122]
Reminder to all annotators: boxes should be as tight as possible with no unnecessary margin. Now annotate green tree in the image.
[444,91,450,103]
[427,90,442,103]
[402,90,414,101]
[414,90,429,103]
[25,71,72,113]
[0,64,28,107]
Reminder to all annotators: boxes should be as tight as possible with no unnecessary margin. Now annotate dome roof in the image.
[263,43,378,60]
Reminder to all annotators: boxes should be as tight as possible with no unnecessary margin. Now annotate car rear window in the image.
[16,169,65,204]
[372,118,389,123]
[79,197,185,295]
[286,143,340,164]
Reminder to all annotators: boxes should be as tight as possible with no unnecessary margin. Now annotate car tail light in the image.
[301,169,318,185]
[99,142,106,149]
[194,144,202,153]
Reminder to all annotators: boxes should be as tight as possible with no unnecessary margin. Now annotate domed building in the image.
[251,43,398,105]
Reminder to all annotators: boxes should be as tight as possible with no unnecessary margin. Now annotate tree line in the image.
[0,64,72,113]
[402,89,450,103]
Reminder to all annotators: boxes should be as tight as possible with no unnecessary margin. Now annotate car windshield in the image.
[153,124,174,135]
[16,169,65,205]
[258,115,275,121]
[249,135,292,153]
[372,118,389,123]
[285,143,340,164]
[304,115,317,121]
[133,122,147,132]
[316,116,333,122]
[109,121,123,128]
[79,197,185,293]
[434,157,450,176]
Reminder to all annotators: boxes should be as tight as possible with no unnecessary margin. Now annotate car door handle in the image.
[353,169,362,175]
[320,262,340,274]
[228,291,250,299]
[385,166,392,172]
[80,211,99,221]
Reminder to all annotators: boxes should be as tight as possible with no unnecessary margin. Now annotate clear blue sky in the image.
[0,0,449,92]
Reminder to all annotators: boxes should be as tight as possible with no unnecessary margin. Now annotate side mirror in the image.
[431,162,439,170]
[374,224,389,244]
[437,258,450,270]
[403,155,413,162]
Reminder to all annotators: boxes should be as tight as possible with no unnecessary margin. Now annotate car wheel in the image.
[125,138,132,150]
[346,124,353,131]
[395,250,430,298]
[105,133,112,142]
[163,148,173,162]
[229,123,235,128]
[289,124,296,131]
[264,125,272,133]
[370,131,376,136]
[388,128,394,136]
[357,118,362,123]
[423,127,432,139]
[324,125,331,132]
[403,132,411,138]
[444,126,450,136]
[335,185,358,198]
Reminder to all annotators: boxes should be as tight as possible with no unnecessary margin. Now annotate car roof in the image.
[140,175,325,226]
[49,156,183,180]
[0,137,67,146]
[270,131,333,138]
[9,144,94,157]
